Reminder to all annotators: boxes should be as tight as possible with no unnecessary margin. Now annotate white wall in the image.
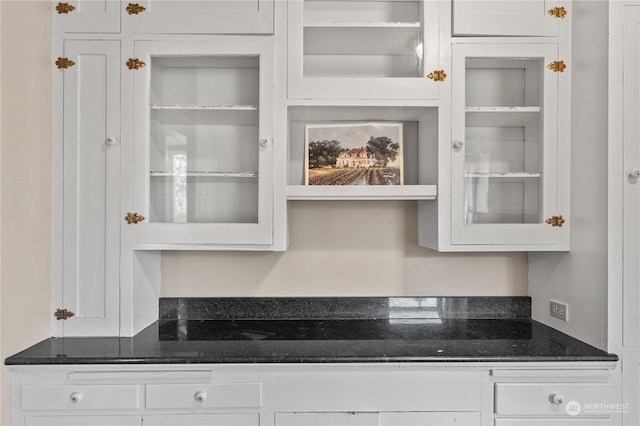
[529,0,609,350]
[163,201,529,296]
[0,2,53,425]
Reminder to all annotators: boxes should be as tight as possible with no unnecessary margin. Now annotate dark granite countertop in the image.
[4,297,618,365]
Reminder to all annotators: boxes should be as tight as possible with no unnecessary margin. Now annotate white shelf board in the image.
[464,172,541,178]
[304,21,421,28]
[150,104,257,111]
[465,106,541,113]
[287,185,437,201]
[150,171,258,178]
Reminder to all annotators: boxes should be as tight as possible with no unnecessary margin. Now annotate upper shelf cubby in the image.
[288,0,442,100]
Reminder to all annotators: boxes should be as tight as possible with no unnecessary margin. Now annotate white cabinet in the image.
[447,43,569,250]
[128,0,274,35]
[26,416,141,426]
[128,39,275,247]
[287,0,443,99]
[452,0,567,37]
[54,40,121,336]
[275,412,480,426]
[55,0,120,33]
[491,369,615,425]
[144,414,259,426]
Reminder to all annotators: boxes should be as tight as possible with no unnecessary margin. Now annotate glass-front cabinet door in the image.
[287,0,442,99]
[451,43,568,248]
[130,40,274,247]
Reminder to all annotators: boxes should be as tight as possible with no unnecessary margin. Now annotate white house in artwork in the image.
[336,148,375,168]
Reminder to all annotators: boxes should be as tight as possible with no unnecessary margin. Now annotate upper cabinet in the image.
[448,43,569,249]
[287,0,443,99]
[127,0,274,34]
[55,0,121,33]
[128,39,275,248]
[452,0,567,37]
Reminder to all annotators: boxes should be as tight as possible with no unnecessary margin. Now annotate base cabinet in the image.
[9,364,616,426]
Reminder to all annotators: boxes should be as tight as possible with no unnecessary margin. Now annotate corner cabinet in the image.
[448,43,569,249]
[128,39,275,248]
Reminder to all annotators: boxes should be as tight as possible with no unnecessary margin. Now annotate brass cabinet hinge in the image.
[55,308,75,320]
[545,215,566,228]
[427,70,447,82]
[547,6,567,19]
[56,2,76,14]
[547,60,567,73]
[126,58,146,70]
[125,212,145,224]
[55,57,76,69]
[126,3,146,15]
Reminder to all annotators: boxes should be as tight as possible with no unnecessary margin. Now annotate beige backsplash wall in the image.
[162,201,528,296]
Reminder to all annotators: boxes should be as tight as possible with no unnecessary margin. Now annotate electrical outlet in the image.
[550,300,569,321]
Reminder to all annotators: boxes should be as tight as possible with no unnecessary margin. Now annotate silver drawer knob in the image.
[630,169,640,178]
[259,138,271,147]
[69,392,82,404]
[452,140,464,151]
[105,137,118,146]
[549,393,564,405]
[194,391,207,403]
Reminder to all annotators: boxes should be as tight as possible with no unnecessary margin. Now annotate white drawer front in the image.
[276,412,481,426]
[144,413,259,426]
[494,383,614,416]
[495,420,611,426]
[145,383,261,409]
[275,371,482,411]
[21,385,139,411]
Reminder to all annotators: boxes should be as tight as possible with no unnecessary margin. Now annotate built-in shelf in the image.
[150,104,257,111]
[304,21,421,28]
[464,172,541,179]
[465,106,541,113]
[286,185,437,201]
[150,171,258,178]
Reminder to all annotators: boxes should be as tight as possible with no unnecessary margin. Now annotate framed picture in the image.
[305,122,404,186]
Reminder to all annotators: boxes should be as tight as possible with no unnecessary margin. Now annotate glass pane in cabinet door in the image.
[148,55,260,224]
[302,0,424,78]
[463,57,543,225]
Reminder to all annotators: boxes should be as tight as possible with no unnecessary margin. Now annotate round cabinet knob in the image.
[629,169,640,178]
[259,138,271,147]
[105,137,118,146]
[452,140,464,151]
[549,393,564,405]
[194,391,207,403]
[69,392,82,404]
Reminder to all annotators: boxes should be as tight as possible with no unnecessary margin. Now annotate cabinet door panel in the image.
[495,420,611,426]
[380,412,480,425]
[450,43,566,248]
[453,0,562,36]
[60,40,121,336]
[57,0,120,33]
[26,416,141,426]
[623,5,640,347]
[275,412,378,426]
[131,40,274,247]
[144,414,258,426]
[131,0,273,34]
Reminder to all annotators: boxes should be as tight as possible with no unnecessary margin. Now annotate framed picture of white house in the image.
[304,122,404,185]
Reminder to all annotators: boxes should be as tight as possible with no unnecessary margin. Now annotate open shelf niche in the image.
[287,105,438,201]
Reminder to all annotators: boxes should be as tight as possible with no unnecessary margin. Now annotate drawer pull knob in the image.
[69,392,82,404]
[549,393,564,405]
[194,391,207,403]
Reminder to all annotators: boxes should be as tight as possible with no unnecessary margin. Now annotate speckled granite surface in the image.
[5,297,617,365]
